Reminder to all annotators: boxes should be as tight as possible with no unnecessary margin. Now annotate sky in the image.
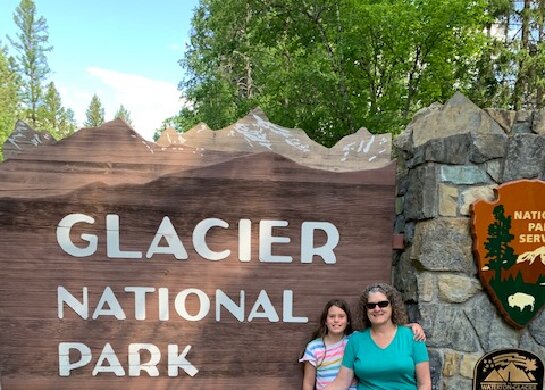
[0,0,200,141]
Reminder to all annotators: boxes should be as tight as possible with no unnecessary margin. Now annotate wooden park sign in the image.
[471,180,545,329]
[0,112,395,389]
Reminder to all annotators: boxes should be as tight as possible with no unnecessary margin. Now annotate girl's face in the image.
[325,305,348,336]
[366,291,392,326]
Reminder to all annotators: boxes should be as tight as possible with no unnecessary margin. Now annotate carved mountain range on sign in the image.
[156,108,392,172]
[3,120,56,160]
[0,118,394,199]
[0,119,250,198]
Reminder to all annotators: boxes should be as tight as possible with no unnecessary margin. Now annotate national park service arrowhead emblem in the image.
[471,180,545,328]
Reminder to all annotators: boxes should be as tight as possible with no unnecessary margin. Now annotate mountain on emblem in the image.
[472,349,544,389]
[471,180,545,328]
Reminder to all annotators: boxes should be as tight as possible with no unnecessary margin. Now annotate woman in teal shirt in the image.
[325,282,431,390]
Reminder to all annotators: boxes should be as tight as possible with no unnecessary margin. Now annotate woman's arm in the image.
[415,361,431,390]
[324,366,354,390]
[302,361,317,390]
[407,323,426,341]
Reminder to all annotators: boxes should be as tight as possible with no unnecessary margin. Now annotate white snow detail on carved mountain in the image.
[342,142,355,161]
[233,123,272,150]
[251,114,310,152]
[359,135,375,153]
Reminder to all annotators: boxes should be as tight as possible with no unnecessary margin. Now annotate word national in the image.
[56,214,340,263]
[58,286,308,323]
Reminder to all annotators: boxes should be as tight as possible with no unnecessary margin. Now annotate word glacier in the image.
[56,214,339,263]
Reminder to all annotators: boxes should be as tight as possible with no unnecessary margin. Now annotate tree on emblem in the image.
[485,205,517,282]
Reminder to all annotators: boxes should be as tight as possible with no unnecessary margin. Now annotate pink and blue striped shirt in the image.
[300,335,358,389]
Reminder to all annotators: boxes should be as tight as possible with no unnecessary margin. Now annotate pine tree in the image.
[39,81,61,135]
[84,94,104,127]
[57,108,77,139]
[114,104,132,127]
[485,205,517,282]
[39,82,77,139]
[0,43,20,159]
[7,0,52,127]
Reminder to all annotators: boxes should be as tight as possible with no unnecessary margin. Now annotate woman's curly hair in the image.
[355,282,408,329]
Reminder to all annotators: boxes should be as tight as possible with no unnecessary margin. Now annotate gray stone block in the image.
[515,109,532,123]
[533,107,545,135]
[485,108,516,134]
[511,122,532,134]
[394,251,418,302]
[409,134,470,167]
[503,134,545,181]
[410,92,503,148]
[404,222,416,245]
[420,303,480,351]
[394,214,405,234]
[463,293,519,351]
[405,164,438,220]
[438,274,482,303]
[440,165,491,185]
[528,307,545,345]
[411,218,473,274]
[394,128,413,152]
[520,330,545,366]
[469,133,508,164]
[428,348,443,390]
[485,159,503,183]
[443,376,472,390]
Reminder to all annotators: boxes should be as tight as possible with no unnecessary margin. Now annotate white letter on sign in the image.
[175,289,210,321]
[58,286,88,319]
[283,290,308,323]
[248,290,279,322]
[301,222,339,264]
[259,220,292,263]
[92,343,125,376]
[92,287,126,320]
[107,215,142,258]
[168,345,199,376]
[125,287,155,320]
[128,343,161,376]
[58,342,92,376]
[193,218,230,260]
[56,214,97,257]
[146,216,188,259]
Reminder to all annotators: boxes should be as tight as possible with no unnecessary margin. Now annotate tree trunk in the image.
[537,0,545,107]
[513,0,531,110]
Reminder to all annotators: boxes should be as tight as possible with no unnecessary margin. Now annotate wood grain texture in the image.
[0,120,396,389]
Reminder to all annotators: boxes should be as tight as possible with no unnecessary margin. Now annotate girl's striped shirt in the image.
[299,335,358,389]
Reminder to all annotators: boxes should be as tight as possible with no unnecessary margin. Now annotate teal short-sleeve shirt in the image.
[342,326,428,390]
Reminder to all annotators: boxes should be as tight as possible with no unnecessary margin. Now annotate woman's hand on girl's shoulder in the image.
[407,323,426,341]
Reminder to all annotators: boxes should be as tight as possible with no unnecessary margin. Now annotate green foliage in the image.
[7,0,52,127]
[176,0,489,146]
[38,82,75,140]
[468,1,545,109]
[84,94,104,127]
[0,44,20,160]
[114,105,133,127]
[485,205,517,282]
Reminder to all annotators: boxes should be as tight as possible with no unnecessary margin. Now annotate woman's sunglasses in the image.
[366,300,390,309]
